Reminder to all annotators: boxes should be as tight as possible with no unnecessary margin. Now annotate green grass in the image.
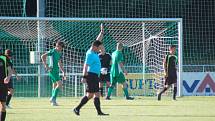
[6,96,215,121]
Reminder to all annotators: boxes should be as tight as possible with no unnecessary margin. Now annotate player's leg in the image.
[6,79,13,108]
[106,75,116,100]
[0,86,8,121]
[121,82,134,100]
[74,73,97,115]
[173,83,177,100]
[99,82,104,97]
[99,74,105,97]
[6,88,14,108]
[158,84,171,101]
[49,71,61,105]
[105,73,111,97]
[116,73,133,100]
[52,80,62,105]
[0,102,6,121]
[73,92,94,116]
[94,92,109,115]
[50,83,57,103]
[106,81,111,97]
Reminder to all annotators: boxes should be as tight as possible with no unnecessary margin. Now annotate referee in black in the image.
[158,45,178,101]
[0,49,13,121]
[73,40,109,116]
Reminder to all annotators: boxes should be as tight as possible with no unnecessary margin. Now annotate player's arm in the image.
[12,68,21,80]
[96,23,104,41]
[58,60,66,79]
[81,63,89,83]
[163,55,168,76]
[119,62,127,76]
[4,66,13,84]
[41,52,51,71]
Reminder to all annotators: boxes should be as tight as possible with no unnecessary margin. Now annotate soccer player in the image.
[0,51,13,121]
[106,43,134,100]
[41,41,66,106]
[96,23,112,97]
[73,40,109,116]
[158,45,178,101]
[4,49,21,108]
[98,46,111,97]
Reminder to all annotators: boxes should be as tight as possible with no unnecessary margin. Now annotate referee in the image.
[73,40,109,116]
[0,50,13,121]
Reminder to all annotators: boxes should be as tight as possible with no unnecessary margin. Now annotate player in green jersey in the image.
[41,41,66,106]
[106,43,134,100]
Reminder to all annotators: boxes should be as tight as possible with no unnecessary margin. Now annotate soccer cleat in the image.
[51,102,59,106]
[49,97,55,103]
[98,112,109,116]
[105,96,111,100]
[126,96,134,100]
[73,108,80,116]
[158,94,161,101]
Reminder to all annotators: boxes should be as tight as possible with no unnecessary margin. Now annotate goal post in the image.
[0,17,183,97]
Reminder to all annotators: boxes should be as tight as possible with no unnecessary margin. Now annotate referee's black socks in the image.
[94,97,102,114]
[76,96,88,111]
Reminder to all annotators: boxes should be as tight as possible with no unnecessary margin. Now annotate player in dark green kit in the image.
[41,41,66,106]
[4,49,21,108]
[158,45,178,101]
[0,49,13,121]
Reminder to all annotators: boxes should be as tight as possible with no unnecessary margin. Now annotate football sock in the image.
[76,96,88,110]
[99,87,103,97]
[6,94,12,106]
[107,86,114,97]
[123,88,129,98]
[53,88,59,99]
[1,111,6,121]
[94,97,102,113]
[159,87,168,95]
[173,87,177,100]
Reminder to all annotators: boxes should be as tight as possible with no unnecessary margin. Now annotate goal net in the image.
[0,17,182,97]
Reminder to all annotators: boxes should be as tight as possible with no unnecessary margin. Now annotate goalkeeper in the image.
[158,45,178,101]
[106,43,134,100]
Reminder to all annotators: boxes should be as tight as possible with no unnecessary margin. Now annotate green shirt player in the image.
[106,43,134,100]
[41,41,66,106]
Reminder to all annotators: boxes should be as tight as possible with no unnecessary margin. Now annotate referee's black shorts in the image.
[86,72,99,93]
[0,84,8,102]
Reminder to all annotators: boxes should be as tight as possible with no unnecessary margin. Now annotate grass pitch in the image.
[6,96,215,121]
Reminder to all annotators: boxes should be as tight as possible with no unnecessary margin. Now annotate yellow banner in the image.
[117,73,164,96]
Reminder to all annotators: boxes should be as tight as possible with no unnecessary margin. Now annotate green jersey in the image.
[111,50,124,77]
[47,48,62,72]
